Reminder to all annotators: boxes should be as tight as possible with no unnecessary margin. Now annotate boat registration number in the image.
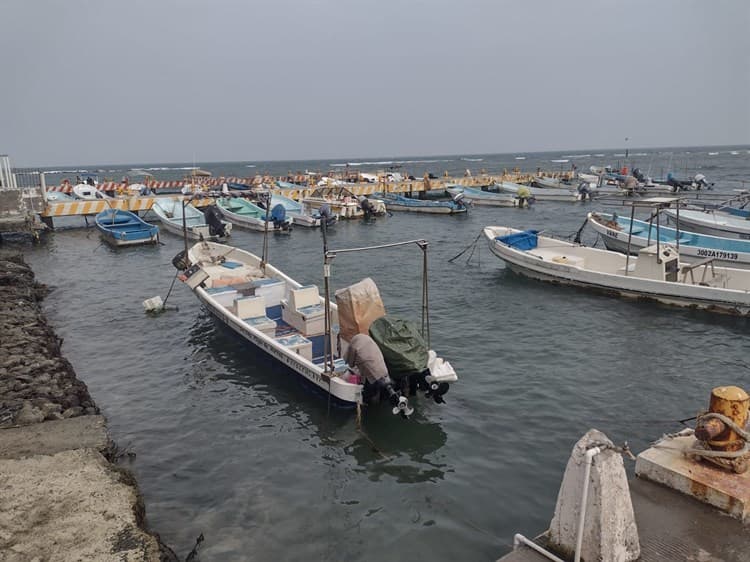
[607,229,620,238]
[696,249,738,260]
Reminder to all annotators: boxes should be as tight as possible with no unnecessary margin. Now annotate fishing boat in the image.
[302,186,386,219]
[534,176,578,190]
[271,192,337,227]
[72,183,110,200]
[176,240,457,412]
[446,185,525,207]
[588,211,750,268]
[95,209,159,247]
[662,208,750,239]
[216,196,292,232]
[483,226,750,315]
[494,181,592,203]
[380,192,468,214]
[151,198,232,240]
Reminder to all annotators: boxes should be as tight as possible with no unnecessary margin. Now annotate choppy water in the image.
[18,146,750,560]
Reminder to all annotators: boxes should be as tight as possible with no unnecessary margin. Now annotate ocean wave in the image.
[550,159,569,163]
[515,157,526,160]
[708,152,719,156]
[331,158,452,167]
[460,157,483,162]
[245,164,256,168]
[594,154,605,157]
[561,154,591,159]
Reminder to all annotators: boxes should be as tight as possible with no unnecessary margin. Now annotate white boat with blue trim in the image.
[588,211,750,268]
[483,226,750,316]
[179,240,458,411]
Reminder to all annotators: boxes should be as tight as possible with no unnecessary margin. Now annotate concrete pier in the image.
[0,251,176,561]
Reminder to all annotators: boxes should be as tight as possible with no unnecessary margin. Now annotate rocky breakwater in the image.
[0,251,177,561]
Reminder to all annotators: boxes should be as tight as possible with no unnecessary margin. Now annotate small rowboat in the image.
[95,209,159,247]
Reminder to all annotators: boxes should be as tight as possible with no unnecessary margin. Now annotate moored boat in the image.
[483,226,750,315]
[302,186,386,219]
[380,192,467,214]
[216,196,292,232]
[151,198,232,240]
[588,211,750,268]
[446,185,525,207]
[176,240,457,413]
[495,181,592,203]
[662,208,750,239]
[95,209,159,247]
[270,192,337,227]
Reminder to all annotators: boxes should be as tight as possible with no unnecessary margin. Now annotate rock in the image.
[62,407,84,418]
[15,402,45,425]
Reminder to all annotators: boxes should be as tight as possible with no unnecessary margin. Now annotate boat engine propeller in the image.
[393,395,414,419]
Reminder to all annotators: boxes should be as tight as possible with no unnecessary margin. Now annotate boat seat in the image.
[281,285,326,336]
[275,333,313,361]
[235,295,276,337]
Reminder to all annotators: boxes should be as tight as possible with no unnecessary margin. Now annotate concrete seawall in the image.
[0,251,177,561]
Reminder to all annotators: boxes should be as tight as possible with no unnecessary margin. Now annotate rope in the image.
[448,231,482,263]
[685,412,749,472]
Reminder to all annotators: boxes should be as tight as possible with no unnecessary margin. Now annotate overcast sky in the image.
[3,0,748,166]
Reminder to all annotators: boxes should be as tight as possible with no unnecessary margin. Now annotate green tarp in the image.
[368,316,428,379]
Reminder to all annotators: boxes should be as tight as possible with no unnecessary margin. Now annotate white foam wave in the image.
[594,154,605,157]
[708,152,719,156]
[515,157,526,160]
[561,154,591,159]
[550,159,569,163]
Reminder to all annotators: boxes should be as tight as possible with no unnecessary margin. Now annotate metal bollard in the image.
[695,386,749,451]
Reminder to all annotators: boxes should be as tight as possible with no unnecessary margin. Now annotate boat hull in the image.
[663,210,750,240]
[484,227,750,315]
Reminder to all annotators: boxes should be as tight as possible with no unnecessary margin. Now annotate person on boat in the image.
[344,334,400,407]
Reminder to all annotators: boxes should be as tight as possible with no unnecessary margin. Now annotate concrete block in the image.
[0,415,110,460]
[549,429,640,561]
[635,434,750,522]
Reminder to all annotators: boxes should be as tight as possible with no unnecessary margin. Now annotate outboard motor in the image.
[632,168,646,182]
[318,203,336,227]
[451,192,467,209]
[577,181,594,201]
[694,173,711,190]
[172,249,189,271]
[359,196,377,220]
[203,205,227,238]
[270,203,291,230]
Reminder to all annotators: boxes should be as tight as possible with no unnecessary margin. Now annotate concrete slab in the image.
[635,435,750,522]
[0,448,162,562]
[498,478,750,561]
[0,415,111,460]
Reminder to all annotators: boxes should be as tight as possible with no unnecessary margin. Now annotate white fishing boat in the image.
[588,210,750,268]
[302,187,386,219]
[483,226,750,315]
[151,198,232,240]
[446,185,525,207]
[216,196,292,232]
[72,183,110,200]
[494,181,592,203]
[662,208,750,239]
[176,240,458,412]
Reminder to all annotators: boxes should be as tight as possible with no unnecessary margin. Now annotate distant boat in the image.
[95,209,159,247]
[495,181,589,203]
[216,196,292,232]
[73,183,110,200]
[302,187,386,219]
[271,192,336,228]
[534,176,578,190]
[588,211,750,268]
[445,185,524,207]
[151,198,232,240]
[380,192,468,214]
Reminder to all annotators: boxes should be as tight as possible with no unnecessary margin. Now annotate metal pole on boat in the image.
[182,195,189,263]
[322,219,333,374]
[419,240,431,347]
[625,204,636,276]
[676,201,680,252]
[261,191,270,271]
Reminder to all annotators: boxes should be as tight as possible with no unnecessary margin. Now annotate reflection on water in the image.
[187,307,451,485]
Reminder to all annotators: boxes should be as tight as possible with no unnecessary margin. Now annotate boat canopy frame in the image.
[321,238,431,374]
[621,197,682,275]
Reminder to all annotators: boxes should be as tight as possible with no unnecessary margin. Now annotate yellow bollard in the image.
[706,386,749,452]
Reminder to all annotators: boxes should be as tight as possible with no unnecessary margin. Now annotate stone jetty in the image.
[0,251,177,561]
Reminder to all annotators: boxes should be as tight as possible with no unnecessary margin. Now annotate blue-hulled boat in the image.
[588,211,750,268]
[380,192,467,214]
[95,209,159,247]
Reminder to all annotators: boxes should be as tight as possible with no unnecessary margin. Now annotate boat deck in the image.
[497,477,750,561]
